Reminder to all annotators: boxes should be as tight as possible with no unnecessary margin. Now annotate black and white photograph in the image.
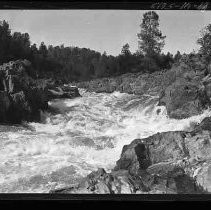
[0,1,211,198]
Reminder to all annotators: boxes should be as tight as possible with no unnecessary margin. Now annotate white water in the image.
[0,88,210,193]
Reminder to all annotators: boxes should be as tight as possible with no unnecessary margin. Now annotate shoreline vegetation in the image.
[1,10,211,193]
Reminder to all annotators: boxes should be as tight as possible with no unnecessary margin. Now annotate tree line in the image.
[0,11,209,83]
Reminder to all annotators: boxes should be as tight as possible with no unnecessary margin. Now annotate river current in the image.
[0,88,210,193]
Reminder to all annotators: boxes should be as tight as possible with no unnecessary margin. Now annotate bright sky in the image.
[0,10,210,56]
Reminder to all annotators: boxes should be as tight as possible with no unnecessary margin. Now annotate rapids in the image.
[0,88,211,193]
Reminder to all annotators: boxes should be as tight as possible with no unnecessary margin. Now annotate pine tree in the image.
[121,43,131,56]
[0,20,12,63]
[137,11,166,57]
[39,42,48,58]
[174,51,182,63]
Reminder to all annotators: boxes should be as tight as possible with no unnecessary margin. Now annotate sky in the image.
[0,10,211,56]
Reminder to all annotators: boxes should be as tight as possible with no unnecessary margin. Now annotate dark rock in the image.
[0,60,80,124]
[205,83,211,99]
[146,162,185,178]
[145,162,201,193]
[0,60,49,123]
[184,130,211,161]
[24,87,49,121]
[114,131,188,175]
[51,168,149,194]
[191,117,211,133]
[0,91,11,122]
[195,161,211,193]
[7,91,31,123]
[114,140,151,174]
[158,79,210,119]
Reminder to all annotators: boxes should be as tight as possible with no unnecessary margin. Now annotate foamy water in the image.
[0,88,210,193]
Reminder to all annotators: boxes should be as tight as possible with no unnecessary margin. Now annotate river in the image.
[0,89,210,193]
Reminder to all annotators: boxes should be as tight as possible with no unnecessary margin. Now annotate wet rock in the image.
[46,85,80,100]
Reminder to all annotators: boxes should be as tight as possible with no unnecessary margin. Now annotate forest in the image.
[0,11,210,83]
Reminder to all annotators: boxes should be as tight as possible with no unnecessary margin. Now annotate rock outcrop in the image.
[158,54,211,119]
[50,116,211,194]
[0,60,80,124]
[76,70,174,97]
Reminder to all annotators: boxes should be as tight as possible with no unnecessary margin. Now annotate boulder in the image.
[0,60,81,124]
[158,79,210,119]
[114,141,151,174]
[0,60,49,123]
[46,85,81,100]
[114,131,188,175]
